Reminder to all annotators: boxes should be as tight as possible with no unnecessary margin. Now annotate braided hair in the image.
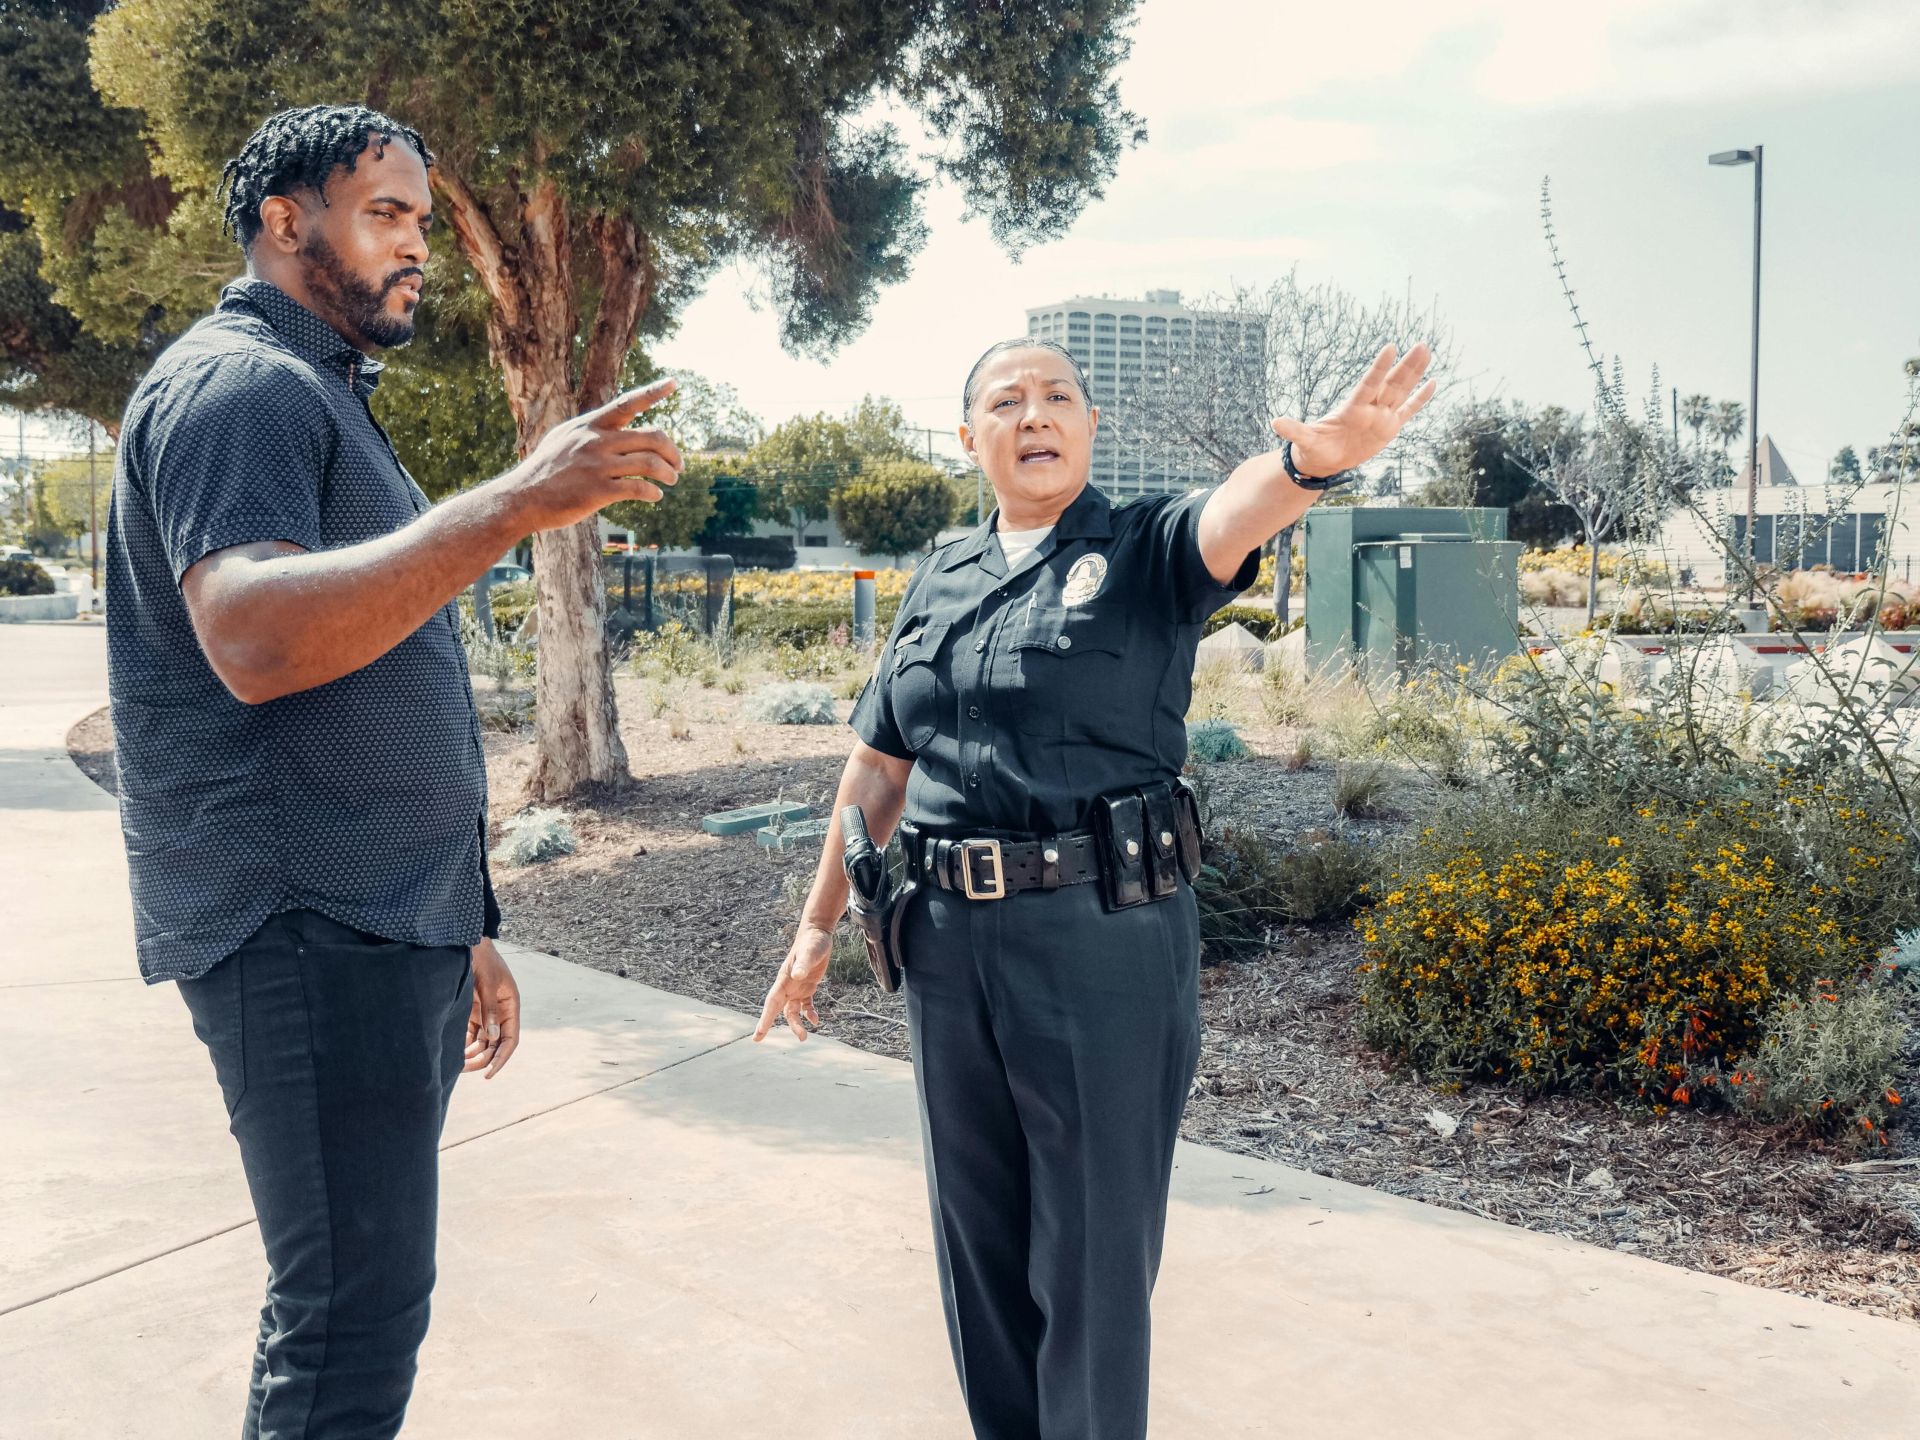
[961,338,1094,422]
[219,105,434,249]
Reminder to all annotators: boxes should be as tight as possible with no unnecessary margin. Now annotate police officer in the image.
[754,335,1435,1438]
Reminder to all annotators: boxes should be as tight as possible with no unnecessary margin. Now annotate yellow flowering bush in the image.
[1355,782,1918,1116]
[1517,544,1669,586]
[733,567,913,607]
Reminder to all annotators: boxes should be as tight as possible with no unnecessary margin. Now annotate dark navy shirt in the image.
[106,278,496,983]
[850,483,1260,835]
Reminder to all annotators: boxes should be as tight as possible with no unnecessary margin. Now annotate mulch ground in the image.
[70,680,1920,1324]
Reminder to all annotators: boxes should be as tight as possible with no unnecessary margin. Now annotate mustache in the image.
[385,268,426,296]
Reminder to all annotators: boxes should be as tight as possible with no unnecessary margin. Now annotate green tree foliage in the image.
[844,394,919,462]
[0,1,178,431]
[33,451,108,538]
[1429,400,1581,549]
[86,0,1147,799]
[749,413,862,541]
[1830,445,1863,485]
[830,459,959,562]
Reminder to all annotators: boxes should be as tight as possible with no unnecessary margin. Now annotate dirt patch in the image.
[66,705,118,796]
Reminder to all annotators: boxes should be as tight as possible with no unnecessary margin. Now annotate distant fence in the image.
[602,552,735,639]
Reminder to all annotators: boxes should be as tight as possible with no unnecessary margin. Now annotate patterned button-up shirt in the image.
[106,278,496,983]
[850,483,1259,836]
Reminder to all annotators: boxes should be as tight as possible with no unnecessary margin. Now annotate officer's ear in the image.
[1087,405,1099,441]
[957,421,979,467]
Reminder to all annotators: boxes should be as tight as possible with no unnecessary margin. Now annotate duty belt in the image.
[901,826,1102,901]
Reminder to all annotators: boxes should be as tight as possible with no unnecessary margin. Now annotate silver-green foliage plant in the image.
[745,681,838,725]
[1732,975,1908,1149]
[1186,718,1249,764]
[491,807,578,868]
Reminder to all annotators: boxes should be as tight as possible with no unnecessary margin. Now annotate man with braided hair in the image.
[104,104,683,1436]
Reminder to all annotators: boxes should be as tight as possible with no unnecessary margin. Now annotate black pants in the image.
[176,909,474,1440]
[902,877,1203,1440]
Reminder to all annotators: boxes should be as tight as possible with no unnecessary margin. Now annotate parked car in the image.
[483,563,532,587]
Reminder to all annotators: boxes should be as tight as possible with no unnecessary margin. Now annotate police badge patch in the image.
[1061,553,1109,607]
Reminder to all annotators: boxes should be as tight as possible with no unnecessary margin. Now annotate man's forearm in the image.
[1197,450,1319,585]
[188,473,534,703]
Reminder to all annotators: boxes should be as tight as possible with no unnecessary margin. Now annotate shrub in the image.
[1355,783,1918,1107]
[744,681,838,724]
[1203,604,1292,641]
[1186,717,1250,764]
[1333,761,1394,818]
[1358,690,1469,783]
[1730,976,1908,1147]
[0,556,54,596]
[1195,825,1379,962]
[485,578,537,633]
[491,807,578,867]
[732,595,903,649]
[630,621,709,680]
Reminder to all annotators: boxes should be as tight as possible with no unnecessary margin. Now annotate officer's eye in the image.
[994,396,1018,409]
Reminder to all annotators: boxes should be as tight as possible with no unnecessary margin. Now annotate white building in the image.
[1656,436,1920,586]
[1025,290,1252,499]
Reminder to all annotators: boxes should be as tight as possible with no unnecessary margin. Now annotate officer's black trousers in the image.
[903,876,1203,1440]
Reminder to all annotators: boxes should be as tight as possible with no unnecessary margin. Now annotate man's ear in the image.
[256,194,305,255]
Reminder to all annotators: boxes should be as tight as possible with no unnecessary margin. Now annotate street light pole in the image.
[1710,144,1763,608]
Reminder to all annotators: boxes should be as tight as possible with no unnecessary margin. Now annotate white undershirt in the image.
[996,525,1054,568]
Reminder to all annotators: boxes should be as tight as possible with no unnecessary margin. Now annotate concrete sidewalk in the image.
[2,622,1916,1438]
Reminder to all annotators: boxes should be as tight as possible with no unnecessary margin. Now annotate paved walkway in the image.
[2,622,1915,1438]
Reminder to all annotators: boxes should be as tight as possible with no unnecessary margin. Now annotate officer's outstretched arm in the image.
[1198,340,1436,584]
[752,741,913,1044]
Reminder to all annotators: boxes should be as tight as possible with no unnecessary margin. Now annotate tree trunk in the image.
[435,168,653,802]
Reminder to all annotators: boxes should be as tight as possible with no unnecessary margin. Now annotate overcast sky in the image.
[656,0,1920,483]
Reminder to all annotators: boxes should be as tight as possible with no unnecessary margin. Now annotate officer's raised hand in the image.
[1269,341,1435,478]
[1196,340,1437,584]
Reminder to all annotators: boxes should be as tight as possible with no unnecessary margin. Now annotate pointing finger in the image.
[590,378,678,429]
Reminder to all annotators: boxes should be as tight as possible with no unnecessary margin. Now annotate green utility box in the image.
[1303,507,1521,679]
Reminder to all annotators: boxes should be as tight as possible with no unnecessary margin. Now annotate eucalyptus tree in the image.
[92,0,1148,797]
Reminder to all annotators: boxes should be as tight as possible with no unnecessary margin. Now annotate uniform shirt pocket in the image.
[1007,606,1130,737]
[889,619,950,752]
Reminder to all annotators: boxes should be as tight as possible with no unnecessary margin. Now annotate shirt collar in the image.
[939,482,1113,573]
[219,277,385,392]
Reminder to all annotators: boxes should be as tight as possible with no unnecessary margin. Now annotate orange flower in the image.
[1673,1086,1692,1104]
[1888,1090,1903,1107]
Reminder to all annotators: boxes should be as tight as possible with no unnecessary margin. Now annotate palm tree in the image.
[1712,400,1746,481]
[1681,394,1712,450]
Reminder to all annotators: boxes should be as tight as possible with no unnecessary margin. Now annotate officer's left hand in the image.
[753,922,831,1043]
[1269,341,1436,478]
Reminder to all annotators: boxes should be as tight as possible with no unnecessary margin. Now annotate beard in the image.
[300,232,420,349]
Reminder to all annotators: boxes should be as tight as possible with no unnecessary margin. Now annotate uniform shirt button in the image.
[968,706,980,719]
[974,640,986,653]
[968,774,981,788]
[1056,635,1072,650]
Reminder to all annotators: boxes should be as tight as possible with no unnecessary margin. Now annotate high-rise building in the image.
[1024,290,1252,498]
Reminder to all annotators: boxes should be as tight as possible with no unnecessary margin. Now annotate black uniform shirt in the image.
[851,483,1260,835]
[106,278,497,983]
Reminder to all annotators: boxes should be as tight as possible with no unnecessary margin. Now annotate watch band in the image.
[1282,439,1343,491]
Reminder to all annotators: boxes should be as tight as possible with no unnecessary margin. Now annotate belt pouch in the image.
[1140,783,1181,899]
[1095,791,1150,910]
[1172,777,1205,882]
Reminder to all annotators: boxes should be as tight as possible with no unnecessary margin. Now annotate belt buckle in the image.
[959,839,1006,901]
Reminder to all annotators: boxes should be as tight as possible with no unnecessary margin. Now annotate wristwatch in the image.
[1282,439,1348,491]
